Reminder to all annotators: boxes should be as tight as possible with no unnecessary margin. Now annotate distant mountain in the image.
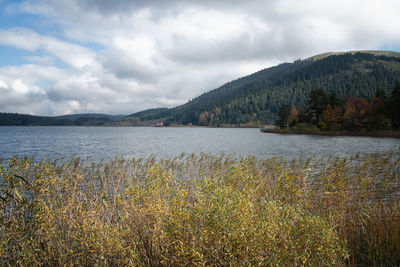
[54,114,124,125]
[126,50,400,126]
[0,113,124,126]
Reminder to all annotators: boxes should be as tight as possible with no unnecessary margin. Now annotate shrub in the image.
[1,153,399,266]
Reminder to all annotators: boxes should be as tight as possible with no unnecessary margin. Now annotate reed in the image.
[1,152,399,266]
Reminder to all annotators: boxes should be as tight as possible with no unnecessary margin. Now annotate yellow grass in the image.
[1,152,399,266]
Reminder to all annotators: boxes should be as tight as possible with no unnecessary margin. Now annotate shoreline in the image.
[0,124,261,128]
[261,128,400,138]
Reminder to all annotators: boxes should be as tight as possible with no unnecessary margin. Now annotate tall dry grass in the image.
[0,152,399,266]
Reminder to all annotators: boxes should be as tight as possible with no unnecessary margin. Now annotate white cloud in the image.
[12,80,30,94]
[0,0,399,116]
[25,55,54,65]
[0,28,96,68]
[0,79,8,89]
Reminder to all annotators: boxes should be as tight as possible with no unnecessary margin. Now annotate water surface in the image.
[0,126,399,161]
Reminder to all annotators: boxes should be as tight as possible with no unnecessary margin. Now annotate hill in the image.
[305,50,400,61]
[54,114,124,125]
[126,50,400,126]
[0,113,124,126]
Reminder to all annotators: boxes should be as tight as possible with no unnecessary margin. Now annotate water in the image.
[0,126,399,161]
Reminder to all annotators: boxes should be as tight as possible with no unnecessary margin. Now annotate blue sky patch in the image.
[0,44,32,66]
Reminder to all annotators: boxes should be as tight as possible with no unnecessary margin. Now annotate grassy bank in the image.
[1,153,400,266]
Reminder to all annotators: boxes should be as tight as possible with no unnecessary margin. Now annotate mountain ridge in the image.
[126,50,400,126]
[305,50,400,61]
[0,113,124,126]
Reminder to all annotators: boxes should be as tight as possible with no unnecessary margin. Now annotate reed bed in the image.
[1,152,399,266]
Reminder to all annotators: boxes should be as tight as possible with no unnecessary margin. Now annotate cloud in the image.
[12,80,30,94]
[0,0,399,116]
[0,28,96,68]
[100,36,167,83]
[0,79,8,89]
[25,55,54,65]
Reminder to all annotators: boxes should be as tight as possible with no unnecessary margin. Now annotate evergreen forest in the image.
[127,51,400,126]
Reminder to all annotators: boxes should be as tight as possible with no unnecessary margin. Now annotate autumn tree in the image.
[277,105,298,127]
[198,111,209,126]
[367,95,390,129]
[318,104,343,131]
[277,105,291,127]
[337,97,354,130]
[308,89,330,122]
[287,106,299,125]
[389,82,400,129]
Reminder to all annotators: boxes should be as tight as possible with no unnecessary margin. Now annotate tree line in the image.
[277,82,400,131]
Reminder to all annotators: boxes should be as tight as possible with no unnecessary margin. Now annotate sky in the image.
[0,0,399,116]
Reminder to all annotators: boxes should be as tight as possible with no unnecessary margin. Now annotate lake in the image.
[0,126,399,161]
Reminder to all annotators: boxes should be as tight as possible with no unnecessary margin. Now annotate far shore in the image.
[3,124,400,138]
[261,128,400,138]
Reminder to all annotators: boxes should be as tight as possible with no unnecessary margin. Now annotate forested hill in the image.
[0,113,124,126]
[126,51,400,126]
